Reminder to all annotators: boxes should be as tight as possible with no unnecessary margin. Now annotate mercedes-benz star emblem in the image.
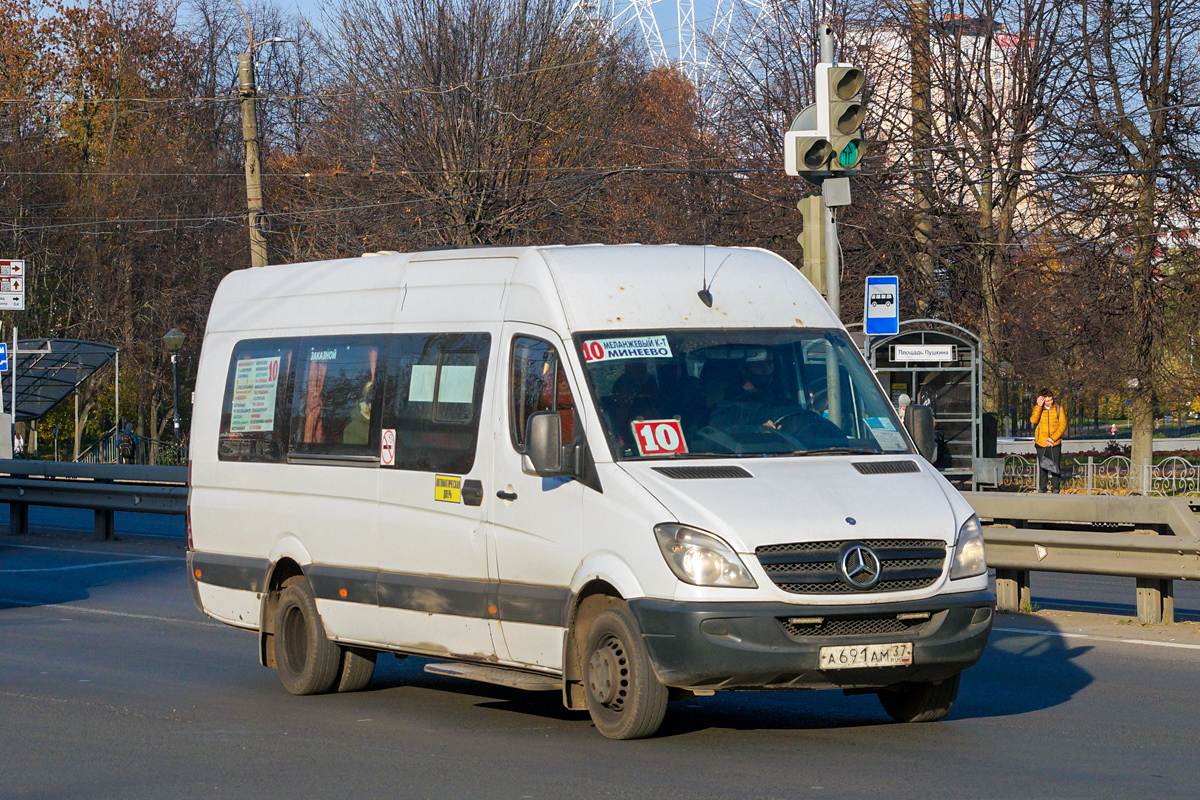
[840,545,882,589]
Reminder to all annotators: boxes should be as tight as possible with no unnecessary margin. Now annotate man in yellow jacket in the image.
[1030,390,1067,493]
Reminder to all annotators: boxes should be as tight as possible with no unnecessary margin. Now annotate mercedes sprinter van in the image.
[187,245,993,739]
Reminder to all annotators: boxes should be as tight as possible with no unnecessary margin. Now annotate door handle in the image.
[496,490,518,501]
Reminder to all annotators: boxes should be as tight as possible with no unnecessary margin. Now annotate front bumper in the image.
[628,589,994,690]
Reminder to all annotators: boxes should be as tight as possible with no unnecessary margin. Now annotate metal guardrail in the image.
[964,491,1200,624]
[0,459,186,541]
[4,460,1198,623]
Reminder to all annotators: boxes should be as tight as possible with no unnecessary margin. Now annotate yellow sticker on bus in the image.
[434,475,461,503]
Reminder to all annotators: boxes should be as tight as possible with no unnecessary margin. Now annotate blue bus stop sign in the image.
[864,276,900,336]
[0,342,8,372]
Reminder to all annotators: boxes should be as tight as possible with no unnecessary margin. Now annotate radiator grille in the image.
[778,614,929,638]
[755,539,946,595]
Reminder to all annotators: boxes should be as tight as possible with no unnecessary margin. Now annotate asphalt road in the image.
[3,523,1200,798]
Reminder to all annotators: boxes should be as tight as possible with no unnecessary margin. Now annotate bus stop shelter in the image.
[2,339,120,422]
[867,320,990,488]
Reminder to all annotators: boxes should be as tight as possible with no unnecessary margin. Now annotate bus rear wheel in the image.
[878,673,961,723]
[336,647,377,692]
[273,578,341,696]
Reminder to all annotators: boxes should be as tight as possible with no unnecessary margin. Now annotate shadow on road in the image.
[951,623,1093,721]
[354,618,1094,737]
[0,530,187,614]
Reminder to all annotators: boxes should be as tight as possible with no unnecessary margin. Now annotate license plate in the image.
[819,642,913,670]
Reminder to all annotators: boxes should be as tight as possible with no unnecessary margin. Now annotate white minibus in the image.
[187,244,993,739]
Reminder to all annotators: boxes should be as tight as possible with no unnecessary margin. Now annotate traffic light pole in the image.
[824,203,839,317]
[820,23,839,318]
[818,21,843,427]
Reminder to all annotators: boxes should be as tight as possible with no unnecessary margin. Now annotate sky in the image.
[281,0,731,66]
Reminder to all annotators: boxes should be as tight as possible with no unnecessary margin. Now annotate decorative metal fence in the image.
[1002,454,1200,496]
[74,429,187,466]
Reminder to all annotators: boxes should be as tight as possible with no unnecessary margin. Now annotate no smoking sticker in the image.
[631,419,688,456]
[381,428,396,466]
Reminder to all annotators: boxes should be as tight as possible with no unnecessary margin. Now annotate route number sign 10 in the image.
[631,419,687,456]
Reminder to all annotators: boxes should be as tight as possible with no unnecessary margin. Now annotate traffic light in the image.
[784,104,833,176]
[817,63,865,172]
[784,65,866,177]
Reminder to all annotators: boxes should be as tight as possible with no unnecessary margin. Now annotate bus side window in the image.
[218,338,296,463]
[511,336,576,452]
[289,336,384,456]
[383,333,491,473]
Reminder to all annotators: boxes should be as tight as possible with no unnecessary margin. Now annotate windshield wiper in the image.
[793,447,884,456]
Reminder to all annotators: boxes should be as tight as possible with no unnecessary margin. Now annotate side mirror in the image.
[524,411,564,475]
[903,404,937,464]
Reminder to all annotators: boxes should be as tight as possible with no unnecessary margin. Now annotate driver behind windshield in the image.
[736,351,783,402]
[581,331,906,459]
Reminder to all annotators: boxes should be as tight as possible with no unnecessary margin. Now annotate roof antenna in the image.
[698,221,714,307]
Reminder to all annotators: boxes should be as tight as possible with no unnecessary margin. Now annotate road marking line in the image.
[994,626,1200,651]
[0,597,220,628]
[0,559,170,573]
[0,543,179,560]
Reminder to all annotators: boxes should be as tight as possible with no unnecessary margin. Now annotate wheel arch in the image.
[257,555,308,668]
[560,578,626,710]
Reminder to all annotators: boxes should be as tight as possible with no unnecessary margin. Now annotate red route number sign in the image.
[631,419,687,456]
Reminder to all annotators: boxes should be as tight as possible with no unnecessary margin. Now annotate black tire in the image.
[878,673,961,723]
[582,605,668,740]
[273,579,341,696]
[336,647,377,693]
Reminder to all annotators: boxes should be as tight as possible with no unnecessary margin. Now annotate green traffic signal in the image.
[838,139,865,169]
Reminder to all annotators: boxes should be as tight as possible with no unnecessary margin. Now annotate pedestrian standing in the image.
[1030,390,1067,493]
[119,424,137,465]
[12,430,23,458]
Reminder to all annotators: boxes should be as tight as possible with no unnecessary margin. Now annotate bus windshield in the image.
[575,329,912,460]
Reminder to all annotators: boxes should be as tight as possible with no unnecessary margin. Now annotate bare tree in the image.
[290,0,643,251]
[1048,0,1200,468]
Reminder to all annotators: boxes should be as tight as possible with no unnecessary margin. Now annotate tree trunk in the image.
[1128,176,1158,476]
[910,0,935,313]
[978,176,999,415]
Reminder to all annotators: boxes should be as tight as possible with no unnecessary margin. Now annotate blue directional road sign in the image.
[0,342,7,372]
[864,276,899,336]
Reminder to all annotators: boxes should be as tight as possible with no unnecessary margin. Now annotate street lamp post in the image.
[163,328,186,445]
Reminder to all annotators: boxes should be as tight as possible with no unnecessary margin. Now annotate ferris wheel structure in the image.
[563,0,783,98]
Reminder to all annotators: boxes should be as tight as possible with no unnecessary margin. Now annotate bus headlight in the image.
[654,524,758,588]
[950,515,987,580]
